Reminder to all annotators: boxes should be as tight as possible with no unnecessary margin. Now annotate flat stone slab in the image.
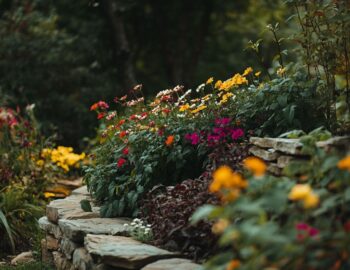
[38,216,63,239]
[249,146,279,161]
[85,234,180,269]
[250,137,303,155]
[46,194,100,223]
[250,137,276,148]
[141,258,202,270]
[59,218,131,243]
[71,185,90,196]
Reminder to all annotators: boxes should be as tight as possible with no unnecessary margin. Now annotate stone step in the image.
[46,194,100,223]
[59,217,131,243]
[39,216,63,239]
[141,258,202,270]
[84,234,181,269]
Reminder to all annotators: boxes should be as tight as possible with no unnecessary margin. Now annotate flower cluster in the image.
[295,222,319,241]
[123,218,153,242]
[41,146,86,172]
[209,165,248,202]
[288,184,319,209]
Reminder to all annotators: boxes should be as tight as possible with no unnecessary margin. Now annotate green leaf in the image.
[80,199,92,212]
[190,205,221,224]
[0,210,15,253]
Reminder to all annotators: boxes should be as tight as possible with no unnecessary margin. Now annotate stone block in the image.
[85,234,180,269]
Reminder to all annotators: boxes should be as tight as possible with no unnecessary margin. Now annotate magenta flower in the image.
[231,128,244,140]
[215,117,231,126]
[185,132,200,145]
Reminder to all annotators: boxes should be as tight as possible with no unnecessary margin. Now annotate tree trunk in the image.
[101,0,137,90]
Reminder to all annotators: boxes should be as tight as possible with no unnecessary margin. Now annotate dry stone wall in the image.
[39,186,201,270]
[249,136,350,175]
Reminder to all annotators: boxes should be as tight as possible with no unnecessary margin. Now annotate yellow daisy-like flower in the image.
[288,184,312,200]
[179,104,190,112]
[255,71,261,77]
[215,80,223,89]
[209,166,248,203]
[337,156,350,171]
[191,105,207,114]
[206,77,214,84]
[303,192,320,209]
[36,159,45,167]
[242,67,253,76]
[243,157,266,177]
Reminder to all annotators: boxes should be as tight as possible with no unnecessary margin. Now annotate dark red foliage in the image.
[140,176,220,262]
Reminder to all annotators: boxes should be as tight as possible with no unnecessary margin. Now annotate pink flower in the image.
[185,132,200,145]
[308,227,319,237]
[231,128,244,140]
[215,117,231,126]
[296,223,309,231]
[123,147,129,155]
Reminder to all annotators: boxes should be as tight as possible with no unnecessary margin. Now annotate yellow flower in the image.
[288,184,312,200]
[277,67,286,76]
[219,92,234,105]
[243,157,266,177]
[303,192,320,209]
[36,159,45,167]
[201,94,212,102]
[337,156,350,171]
[242,67,253,76]
[215,80,223,89]
[255,71,261,77]
[179,104,190,112]
[219,73,248,91]
[227,260,241,270]
[44,192,56,199]
[191,105,207,114]
[210,166,233,193]
[209,166,248,202]
[212,218,229,234]
[206,77,214,84]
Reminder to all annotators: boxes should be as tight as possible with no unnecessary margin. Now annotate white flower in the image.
[123,223,129,227]
[195,83,205,93]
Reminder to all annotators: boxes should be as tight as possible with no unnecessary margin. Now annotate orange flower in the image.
[212,218,229,234]
[119,130,127,138]
[243,157,266,177]
[165,135,175,146]
[227,259,240,270]
[337,156,350,171]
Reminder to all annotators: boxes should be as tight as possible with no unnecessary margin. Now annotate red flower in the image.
[119,130,127,138]
[162,108,171,114]
[117,158,127,168]
[117,119,126,127]
[123,147,129,155]
[129,114,138,120]
[90,100,109,111]
[97,112,106,119]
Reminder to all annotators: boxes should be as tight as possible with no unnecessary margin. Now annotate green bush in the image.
[192,133,350,269]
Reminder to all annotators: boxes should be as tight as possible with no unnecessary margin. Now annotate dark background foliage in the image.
[0,0,290,147]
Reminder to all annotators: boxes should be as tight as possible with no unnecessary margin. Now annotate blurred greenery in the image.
[0,0,292,147]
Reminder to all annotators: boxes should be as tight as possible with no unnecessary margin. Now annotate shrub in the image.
[140,176,219,261]
[192,134,350,269]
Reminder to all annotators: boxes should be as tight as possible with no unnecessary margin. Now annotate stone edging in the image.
[39,186,202,270]
[249,136,350,175]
